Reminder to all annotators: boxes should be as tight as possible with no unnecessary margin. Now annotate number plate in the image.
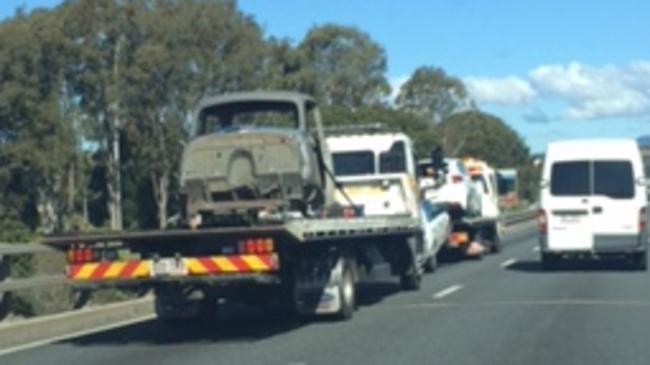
[152,258,187,277]
[560,216,581,224]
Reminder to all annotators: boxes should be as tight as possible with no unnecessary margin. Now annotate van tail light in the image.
[451,175,463,184]
[639,207,647,233]
[538,209,548,235]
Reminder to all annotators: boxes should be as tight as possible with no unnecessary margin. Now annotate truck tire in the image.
[400,267,422,291]
[155,292,219,327]
[633,252,647,271]
[541,253,560,271]
[423,253,438,273]
[337,258,357,321]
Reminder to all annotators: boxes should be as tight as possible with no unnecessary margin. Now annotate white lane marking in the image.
[500,258,517,268]
[432,285,463,300]
[532,246,540,252]
[0,314,155,357]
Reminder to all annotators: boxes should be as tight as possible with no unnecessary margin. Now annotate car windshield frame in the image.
[198,101,300,135]
[332,151,375,176]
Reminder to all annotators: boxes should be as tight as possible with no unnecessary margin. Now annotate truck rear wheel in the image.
[337,258,357,320]
[154,290,219,327]
[541,253,560,271]
[423,253,438,273]
[633,252,647,271]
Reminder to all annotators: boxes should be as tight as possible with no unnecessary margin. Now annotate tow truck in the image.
[419,153,504,258]
[42,92,423,322]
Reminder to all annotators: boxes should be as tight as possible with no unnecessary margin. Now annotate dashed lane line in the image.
[500,258,517,268]
[432,285,463,300]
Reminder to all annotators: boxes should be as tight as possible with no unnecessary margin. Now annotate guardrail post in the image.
[71,289,92,310]
[0,254,10,320]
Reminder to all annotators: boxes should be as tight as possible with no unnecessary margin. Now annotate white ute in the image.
[420,200,451,272]
[327,132,419,218]
[539,139,648,270]
[418,158,482,218]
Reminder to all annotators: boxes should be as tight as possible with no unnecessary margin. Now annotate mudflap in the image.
[293,252,355,317]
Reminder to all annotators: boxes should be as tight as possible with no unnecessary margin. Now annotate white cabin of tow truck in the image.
[462,158,500,219]
[326,131,419,219]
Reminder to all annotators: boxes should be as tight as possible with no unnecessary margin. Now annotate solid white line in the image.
[432,285,463,300]
[500,258,517,268]
[0,314,156,357]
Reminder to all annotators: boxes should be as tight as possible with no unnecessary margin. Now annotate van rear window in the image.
[550,160,635,198]
[593,161,634,198]
[551,161,589,196]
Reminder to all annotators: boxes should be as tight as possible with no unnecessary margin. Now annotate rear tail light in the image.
[451,175,463,184]
[538,209,548,235]
[449,232,469,244]
[66,245,98,264]
[238,238,275,255]
[639,207,647,233]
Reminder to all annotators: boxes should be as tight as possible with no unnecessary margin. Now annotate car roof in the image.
[326,133,410,152]
[546,139,640,161]
[195,91,314,112]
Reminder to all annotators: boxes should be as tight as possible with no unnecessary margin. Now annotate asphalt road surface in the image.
[5,221,650,365]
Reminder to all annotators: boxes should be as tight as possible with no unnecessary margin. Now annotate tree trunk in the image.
[152,172,169,229]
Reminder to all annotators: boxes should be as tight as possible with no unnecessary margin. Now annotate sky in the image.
[3,0,650,152]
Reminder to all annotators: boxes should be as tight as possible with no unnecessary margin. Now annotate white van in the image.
[539,139,648,270]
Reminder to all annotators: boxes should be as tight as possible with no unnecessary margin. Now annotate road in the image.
[4,221,650,365]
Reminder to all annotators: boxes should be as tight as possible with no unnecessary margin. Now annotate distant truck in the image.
[44,92,425,323]
[327,129,444,273]
[419,154,503,257]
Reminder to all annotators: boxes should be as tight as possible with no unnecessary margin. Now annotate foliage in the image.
[298,24,390,107]
[436,111,529,167]
[321,105,439,157]
[396,66,471,124]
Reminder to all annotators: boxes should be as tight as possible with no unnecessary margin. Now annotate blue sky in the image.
[3,0,650,152]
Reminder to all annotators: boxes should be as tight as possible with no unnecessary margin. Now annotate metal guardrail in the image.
[0,208,537,321]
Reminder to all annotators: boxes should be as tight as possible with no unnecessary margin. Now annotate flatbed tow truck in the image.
[43,214,422,322]
[42,92,424,322]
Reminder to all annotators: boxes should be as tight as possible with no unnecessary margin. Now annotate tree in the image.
[61,0,142,230]
[0,9,75,233]
[298,24,390,108]
[321,106,438,157]
[396,66,471,124]
[435,111,529,168]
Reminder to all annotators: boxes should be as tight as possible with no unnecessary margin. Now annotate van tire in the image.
[541,253,560,271]
[633,252,647,271]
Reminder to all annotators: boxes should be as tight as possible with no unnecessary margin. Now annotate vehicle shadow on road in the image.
[64,304,306,347]
[506,259,641,273]
[62,282,403,347]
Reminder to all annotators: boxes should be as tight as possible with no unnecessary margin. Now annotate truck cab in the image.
[326,131,419,219]
[180,91,334,227]
[463,158,500,220]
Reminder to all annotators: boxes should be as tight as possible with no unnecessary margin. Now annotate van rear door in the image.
[548,161,593,250]
[589,160,639,251]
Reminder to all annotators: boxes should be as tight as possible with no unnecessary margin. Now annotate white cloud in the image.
[529,61,650,120]
[463,76,536,105]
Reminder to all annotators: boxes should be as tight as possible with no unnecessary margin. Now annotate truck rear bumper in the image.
[70,272,281,290]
